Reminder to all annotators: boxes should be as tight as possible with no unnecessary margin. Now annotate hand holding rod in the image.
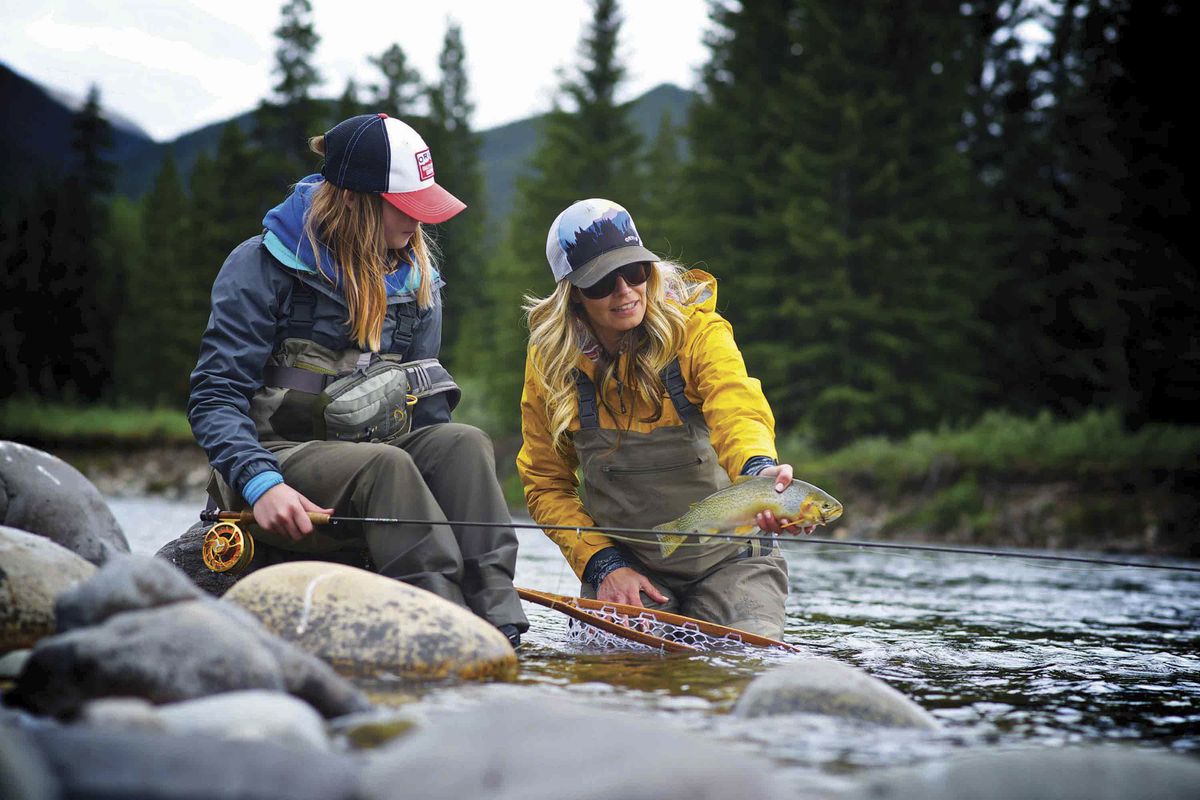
[200,509,333,525]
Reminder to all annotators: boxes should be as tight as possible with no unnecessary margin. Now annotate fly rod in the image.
[199,510,1200,574]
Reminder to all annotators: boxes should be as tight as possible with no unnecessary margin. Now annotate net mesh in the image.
[563,603,758,652]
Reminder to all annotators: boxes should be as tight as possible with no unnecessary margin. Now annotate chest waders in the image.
[572,359,788,637]
[207,278,527,634]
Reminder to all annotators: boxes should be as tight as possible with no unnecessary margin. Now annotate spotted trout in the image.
[653,475,843,558]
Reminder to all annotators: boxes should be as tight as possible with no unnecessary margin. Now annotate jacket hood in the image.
[261,175,439,300]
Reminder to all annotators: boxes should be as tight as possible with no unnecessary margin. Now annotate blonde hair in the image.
[304,135,437,351]
[523,260,703,454]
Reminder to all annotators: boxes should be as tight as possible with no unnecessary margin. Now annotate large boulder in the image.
[223,561,517,680]
[733,659,940,729]
[0,725,58,800]
[846,747,1200,800]
[55,552,203,631]
[1,525,96,652]
[7,556,370,719]
[359,696,789,800]
[26,725,359,800]
[0,440,128,564]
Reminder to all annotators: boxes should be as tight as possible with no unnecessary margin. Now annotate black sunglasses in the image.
[579,262,651,300]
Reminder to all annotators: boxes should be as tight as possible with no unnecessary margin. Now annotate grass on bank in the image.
[3,400,1197,486]
[0,398,195,445]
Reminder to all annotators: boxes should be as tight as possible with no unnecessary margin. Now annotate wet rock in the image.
[55,554,203,631]
[0,725,59,800]
[847,747,1200,799]
[1,526,96,652]
[359,696,787,800]
[153,521,241,596]
[0,649,31,679]
[26,725,359,800]
[82,690,331,751]
[328,708,419,750]
[0,440,129,564]
[733,659,940,729]
[8,556,371,719]
[223,561,517,680]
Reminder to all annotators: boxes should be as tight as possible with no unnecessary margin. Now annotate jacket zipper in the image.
[601,457,703,476]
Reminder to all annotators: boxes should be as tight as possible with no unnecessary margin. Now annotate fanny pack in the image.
[264,354,460,443]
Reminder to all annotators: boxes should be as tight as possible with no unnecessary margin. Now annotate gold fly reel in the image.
[201,521,255,574]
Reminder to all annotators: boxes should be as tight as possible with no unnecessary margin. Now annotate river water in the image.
[108,494,1200,794]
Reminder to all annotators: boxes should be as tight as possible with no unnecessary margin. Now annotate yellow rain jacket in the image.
[517,270,778,579]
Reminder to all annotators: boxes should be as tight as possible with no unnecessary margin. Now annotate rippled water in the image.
[109,494,1200,791]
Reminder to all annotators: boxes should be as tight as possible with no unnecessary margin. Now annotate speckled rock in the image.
[0,525,96,652]
[359,696,789,800]
[222,561,517,680]
[0,440,128,564]
[8,556,370,719]
[733,658,940,729]
[846,747,1200,799]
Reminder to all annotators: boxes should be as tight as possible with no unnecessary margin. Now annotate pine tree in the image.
[336,78,366,120]
[369,43,423,116]
[478,0,645,431]
[423,21,488,375]
[256,0,325,189]
[638,111,685,258]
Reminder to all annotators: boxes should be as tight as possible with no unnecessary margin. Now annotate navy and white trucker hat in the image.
[545,198,659,288]
[320,113,466,224]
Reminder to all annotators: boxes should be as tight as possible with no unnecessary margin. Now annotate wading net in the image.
[516,587,801,654]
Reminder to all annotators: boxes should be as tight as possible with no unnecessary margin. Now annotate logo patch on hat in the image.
[415,149,434,181]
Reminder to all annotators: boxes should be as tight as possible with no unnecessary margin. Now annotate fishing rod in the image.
[199,510,1200,574]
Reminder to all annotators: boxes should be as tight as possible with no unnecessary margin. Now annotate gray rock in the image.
[55,553,204,631]
[27,725,359,800]
[0,725,59,800]
[82,691,331,751]
[0,648,31,678]
[8,558,371,719]
[733,659,940,729]
[359,696,788,800]
[0,441,128,564]
[847,747,1200,800]
[0,526,96,652]
[155,690,330,750]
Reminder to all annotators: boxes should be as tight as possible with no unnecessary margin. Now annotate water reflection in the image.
[111,494,1200,783]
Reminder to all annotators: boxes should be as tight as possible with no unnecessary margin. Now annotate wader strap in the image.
[285,281,317,341]
[573,359,702,429]
[264,357,458,402]
[660,359,704,426]
[387,302,419,358]
[574,369,600,430]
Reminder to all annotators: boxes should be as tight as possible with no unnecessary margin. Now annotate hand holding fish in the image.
[597,567,670,607]
[754,463,815,535]
[653,474,842,558]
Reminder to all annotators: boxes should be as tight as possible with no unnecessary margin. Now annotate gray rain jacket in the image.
[187,176,454,502]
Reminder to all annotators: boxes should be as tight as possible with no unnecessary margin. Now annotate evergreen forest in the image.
[1,0,1195,458]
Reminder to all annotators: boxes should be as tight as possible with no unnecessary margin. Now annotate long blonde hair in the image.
[304,135,437,351]
[523,260,702,454]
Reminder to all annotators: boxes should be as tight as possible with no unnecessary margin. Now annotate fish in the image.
[653,475,843,558]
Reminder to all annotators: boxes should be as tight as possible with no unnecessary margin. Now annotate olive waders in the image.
[572,360,788,637]
[209,428,527,634]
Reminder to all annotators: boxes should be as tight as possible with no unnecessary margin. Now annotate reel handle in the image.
[199,510,332,525]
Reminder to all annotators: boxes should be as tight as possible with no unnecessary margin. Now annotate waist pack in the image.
[263,353,460,443]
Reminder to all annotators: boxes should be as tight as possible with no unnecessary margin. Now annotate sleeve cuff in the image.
[582,546,629,589]
[242,471,285,507]
[740,456,778,476]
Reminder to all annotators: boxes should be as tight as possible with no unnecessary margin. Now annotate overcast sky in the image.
[1,0,714,141]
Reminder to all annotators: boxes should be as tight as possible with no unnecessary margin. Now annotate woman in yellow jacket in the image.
[517,198,813,638]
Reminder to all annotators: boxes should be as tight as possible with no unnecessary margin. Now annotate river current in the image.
[108,494,1200,794]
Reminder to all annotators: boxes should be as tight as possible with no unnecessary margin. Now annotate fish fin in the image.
[694,526,725,545]
[657,532,686,558]
[733,524,758,536]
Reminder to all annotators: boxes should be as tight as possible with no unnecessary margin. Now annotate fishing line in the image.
[199,511,1200,574]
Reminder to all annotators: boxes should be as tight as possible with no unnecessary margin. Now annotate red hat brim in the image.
[382,183,467,224]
